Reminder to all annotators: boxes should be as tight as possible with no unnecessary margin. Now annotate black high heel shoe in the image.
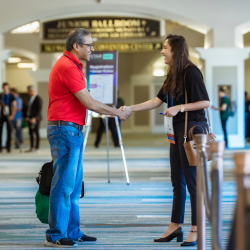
[154,227,183,242]
[180,230,197,247]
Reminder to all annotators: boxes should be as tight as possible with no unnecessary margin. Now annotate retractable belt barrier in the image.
[195,134,250,250]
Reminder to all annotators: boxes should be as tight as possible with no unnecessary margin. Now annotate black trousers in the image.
[170,121,209,225]
[28,121,40,149]
[0,116,12,151]
[95,118,119,147]
[221,118,228,147]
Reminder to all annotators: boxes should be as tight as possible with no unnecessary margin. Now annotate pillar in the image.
[196,47,250,148]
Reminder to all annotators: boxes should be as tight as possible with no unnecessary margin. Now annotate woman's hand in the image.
[163,105,180,117]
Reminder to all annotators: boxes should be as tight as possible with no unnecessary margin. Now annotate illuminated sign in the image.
[41,42,163,53]
[43,17,160,39]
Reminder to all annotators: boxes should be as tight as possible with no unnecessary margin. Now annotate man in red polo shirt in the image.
[45,28,131,248]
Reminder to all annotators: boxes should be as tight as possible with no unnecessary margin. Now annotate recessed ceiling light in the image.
[153,69,165,77]
[17,63,36,71]
[11,21,40,34]
[8,57,21,63]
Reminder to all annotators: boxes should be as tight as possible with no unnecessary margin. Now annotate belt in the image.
[47,121,83,131]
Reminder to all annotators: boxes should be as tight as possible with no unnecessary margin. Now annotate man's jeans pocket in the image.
[47,126,65,162]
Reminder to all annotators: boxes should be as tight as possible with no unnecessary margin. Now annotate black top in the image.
[26,95,43,121]
[157,64,210,125]
[0,93,15,116]
[220,96,230,120]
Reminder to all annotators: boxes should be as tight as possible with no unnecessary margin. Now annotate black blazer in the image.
[27,95,42,121]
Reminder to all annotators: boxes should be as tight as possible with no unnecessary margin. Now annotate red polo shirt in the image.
[47,50,87,125]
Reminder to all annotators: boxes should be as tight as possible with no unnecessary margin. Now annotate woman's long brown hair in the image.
[163,34,192,100]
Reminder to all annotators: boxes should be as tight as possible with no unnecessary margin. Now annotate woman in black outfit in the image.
[121,35,210,247]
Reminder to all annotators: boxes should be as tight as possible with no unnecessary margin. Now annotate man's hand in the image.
[119,106,131,112]
[31,117,36,124]
[163,106,180,117]
[8,115,14,121]
[118,106,132,121]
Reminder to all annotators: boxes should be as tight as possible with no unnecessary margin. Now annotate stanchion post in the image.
[210,141,224,250]
[234,153,250,250]
[195,134,207,250]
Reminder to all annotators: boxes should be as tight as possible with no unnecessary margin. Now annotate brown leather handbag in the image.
[182,72,216,166]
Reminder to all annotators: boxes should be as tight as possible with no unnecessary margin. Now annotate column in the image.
[196,47,250,148]
[0,33,12,84]
[0,33,12,147]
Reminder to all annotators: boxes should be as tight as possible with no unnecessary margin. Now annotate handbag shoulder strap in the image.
[188,125,208,141]
[184,71,188,143]
[206,108,212,133]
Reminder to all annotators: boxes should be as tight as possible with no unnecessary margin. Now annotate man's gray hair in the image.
[66,28,91,52]
[27,85,34,91]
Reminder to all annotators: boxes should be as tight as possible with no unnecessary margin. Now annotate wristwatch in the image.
[180,104,185,112]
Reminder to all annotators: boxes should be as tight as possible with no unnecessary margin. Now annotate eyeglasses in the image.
[78,43,93,48]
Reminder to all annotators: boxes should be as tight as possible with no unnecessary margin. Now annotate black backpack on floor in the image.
[36,161,84,198]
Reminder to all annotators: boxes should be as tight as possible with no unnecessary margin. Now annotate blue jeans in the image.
[46,125,84,242]
[12,119,22,147]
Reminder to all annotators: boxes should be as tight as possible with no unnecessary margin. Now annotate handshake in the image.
[118,106,132,121]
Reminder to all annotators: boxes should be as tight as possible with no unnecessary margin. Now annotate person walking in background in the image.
[211,87,230,148]
[10,88,23,148]
[25,86,42,152]
[0,83,16,153]
[121,34,210,247]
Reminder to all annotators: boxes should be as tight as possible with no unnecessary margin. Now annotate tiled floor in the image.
[0,132,243,249]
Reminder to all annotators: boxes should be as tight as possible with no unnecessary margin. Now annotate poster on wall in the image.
[86,51,118,106]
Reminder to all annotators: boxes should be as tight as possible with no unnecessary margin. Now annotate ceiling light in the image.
[153,69,165,77]
[17,63,36,71]
[11,21,40,34]
[8,57,21,63]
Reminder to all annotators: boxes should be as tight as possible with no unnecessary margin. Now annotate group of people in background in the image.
[0,82,242,153]
[0,82,42,153]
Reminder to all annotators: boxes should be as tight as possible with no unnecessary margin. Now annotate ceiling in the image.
[1,0,250,48]
[0,0,249,34]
